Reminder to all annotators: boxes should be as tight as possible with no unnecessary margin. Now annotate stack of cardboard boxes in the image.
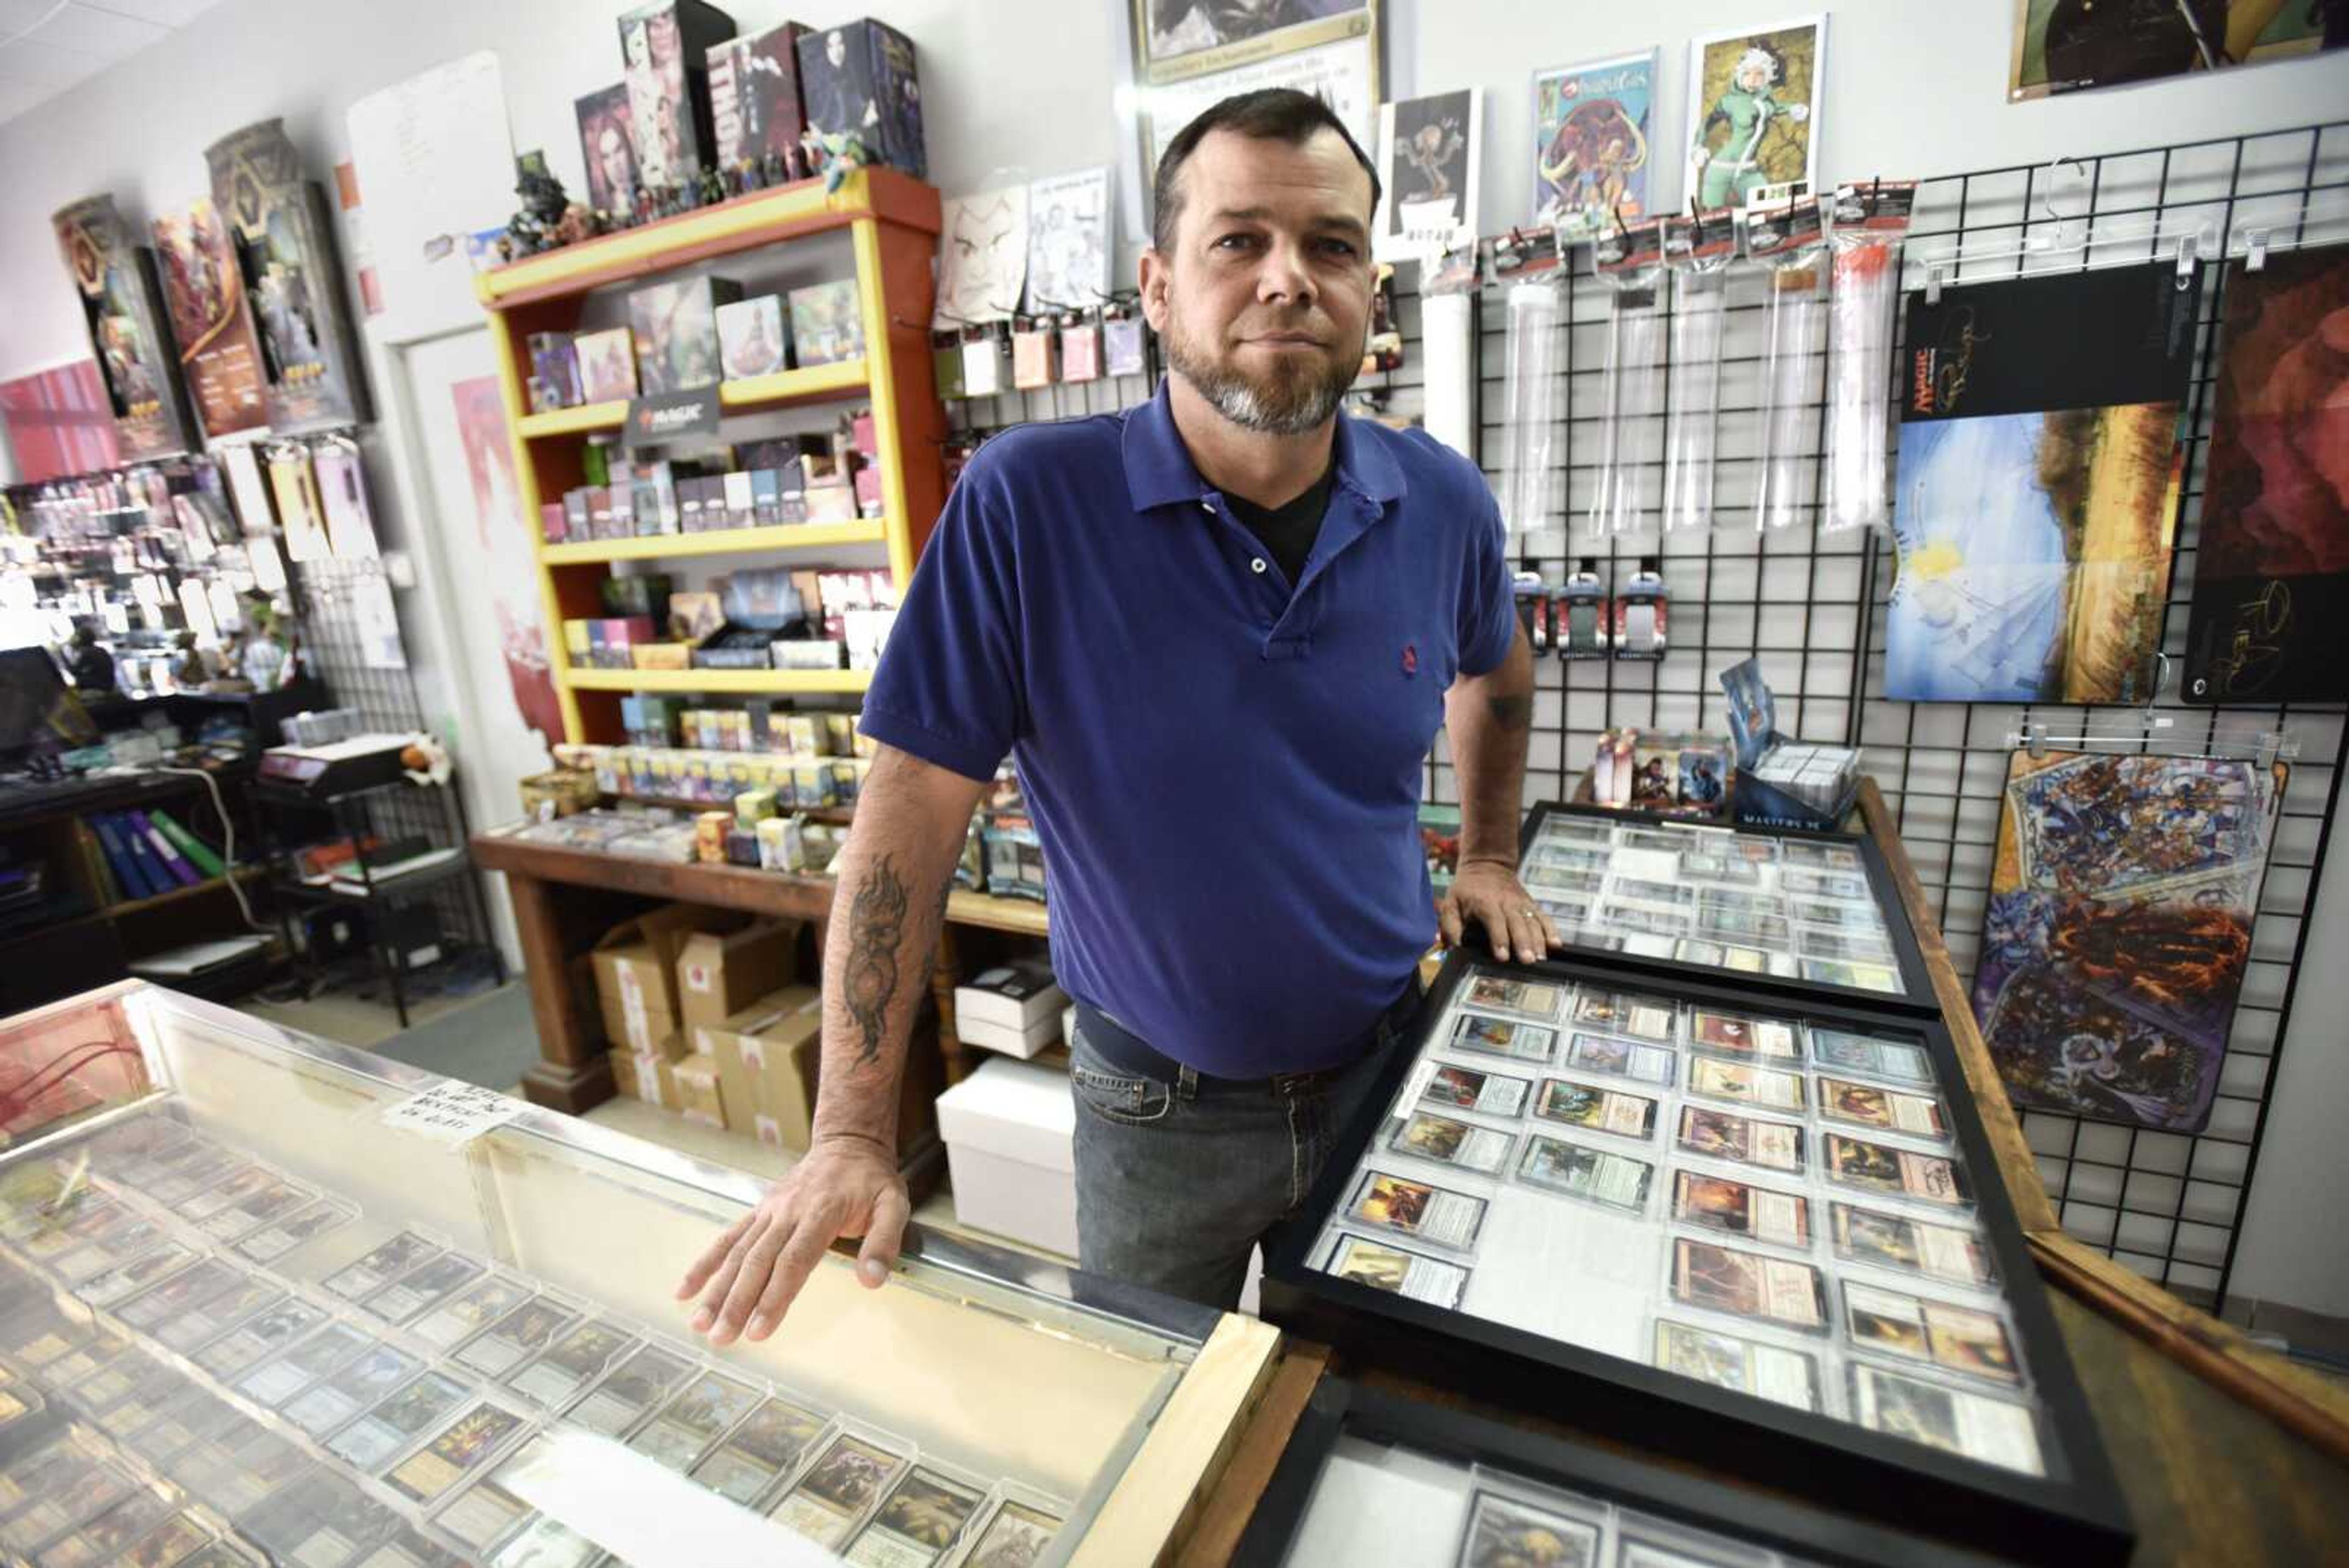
[589,902,935,1157]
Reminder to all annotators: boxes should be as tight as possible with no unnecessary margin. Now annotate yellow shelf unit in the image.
[538,519,886,566]
[559,666,874,696]
[512,358,871,440]
[477,166,945,746]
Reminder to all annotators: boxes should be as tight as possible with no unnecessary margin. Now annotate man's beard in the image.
[1161,310,1360,436]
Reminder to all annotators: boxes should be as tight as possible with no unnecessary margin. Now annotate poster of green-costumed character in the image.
[1684,17,1826,210]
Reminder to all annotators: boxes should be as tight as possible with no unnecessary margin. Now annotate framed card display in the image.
[1260,951,2131,1565]
[1519,802,1935,1012]
[1233,1377,2022,1568]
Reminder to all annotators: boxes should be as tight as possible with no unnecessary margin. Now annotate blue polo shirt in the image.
[858,382,1516,1077]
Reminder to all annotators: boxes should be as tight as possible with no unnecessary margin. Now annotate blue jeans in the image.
[1069,1003,1410,1312]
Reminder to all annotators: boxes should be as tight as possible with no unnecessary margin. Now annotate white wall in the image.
[0,0,2344,1317]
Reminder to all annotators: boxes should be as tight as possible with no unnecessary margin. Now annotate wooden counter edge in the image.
[1173,1342,1334,1568]
[2030,1230,2349,1466]
[1855,778,2061,1233]
[1067,1313,1284,1568]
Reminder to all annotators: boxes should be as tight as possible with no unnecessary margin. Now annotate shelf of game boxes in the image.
[512,359,872,440]
[560,666,873,695]
[538,518,886,565]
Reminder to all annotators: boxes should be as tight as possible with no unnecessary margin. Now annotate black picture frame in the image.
[1258,948,2132,1566]
[1233,1377,2024,1568]
[1521,800,1941,1016]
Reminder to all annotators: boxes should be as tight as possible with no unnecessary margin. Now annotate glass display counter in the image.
[0,982,1275,1567]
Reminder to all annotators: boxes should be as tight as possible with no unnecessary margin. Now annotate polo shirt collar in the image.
[1121,376,1408,514]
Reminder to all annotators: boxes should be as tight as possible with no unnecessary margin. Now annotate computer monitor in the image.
[0,647,97,759]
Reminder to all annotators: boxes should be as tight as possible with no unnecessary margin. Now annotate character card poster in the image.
[152,200,269,439]
[1375,89,1480,262]
[1889,262,2198,704]
[1683,17,1825,212]
[2009,0,2343,102]
[2181,244,2349,705]
[935,187,1030,329]
[1972,749,2284,1133]
[53,196,195,462]
[206,119,373,432]
[1532,50,1657,240]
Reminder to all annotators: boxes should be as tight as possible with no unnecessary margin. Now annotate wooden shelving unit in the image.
[477,166,946,746]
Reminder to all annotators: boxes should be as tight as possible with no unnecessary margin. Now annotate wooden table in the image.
[1177,781,2349,1566]
[471,823,1046,1112]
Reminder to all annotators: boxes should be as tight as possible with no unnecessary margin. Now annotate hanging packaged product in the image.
[1660,207,1740,533]
[1822,180,1917,534]
[1557,560,1611,661]
[1586,220,1668,538]
[1746,196,1828,532]
[1102,307,1149,377]
[1499,277,1565,545]
[1011,316,1058,390]
[1059,311,1102,384]
[1420,237,1481,459]
[960,323,1011,398]
[1512,573,1556,655]
[931,330,967,400]
[1612,557,1669,660]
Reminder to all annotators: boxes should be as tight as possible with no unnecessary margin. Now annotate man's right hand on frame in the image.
[674,1132,909,1347]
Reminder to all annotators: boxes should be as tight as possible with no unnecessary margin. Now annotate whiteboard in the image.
[346,52,516,346]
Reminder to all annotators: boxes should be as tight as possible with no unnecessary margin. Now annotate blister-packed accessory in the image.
[1746,197,1828,532]
[1586,220,1667,538]
[1660,208,1740,532]
[1499,275,1566,543]
[1823,180,1917,533]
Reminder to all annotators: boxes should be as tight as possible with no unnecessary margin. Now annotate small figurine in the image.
[803,130,870,194]
[634,184,656,227]
[552,203,599,247]
[65,618,115,692]
[699,165,727,208]
[505,151,571,257]
[761,149,785,188]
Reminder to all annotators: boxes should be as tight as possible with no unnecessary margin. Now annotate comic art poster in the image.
[1889,263,2199,704]
[451,375,560,745]
[1025,168,1113,316]
[1532,51,1657,239]
[151,199,269,439]
[1972,750,2284,1133]
[1684,17,1824,212]
[1375,89,1480,260]
[2181,245,2349,705]
[2010,0,2342,101]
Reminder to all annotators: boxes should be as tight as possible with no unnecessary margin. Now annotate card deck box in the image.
[601,574,672,626]
[708,23,809,174]
[617,0,737,192]
[722,471,755,527]
[576,328,639,403]
[540,502,568,543]
[692,568,798,669]
[529,333,582,408]
[716,296,789,380]
[1722,656,1858,831]
[629,277,743,395]
[787,280,864,366]
[563,490,592,540]
[796,18,926,179]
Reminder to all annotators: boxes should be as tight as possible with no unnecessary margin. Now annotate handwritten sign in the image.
[379,1081,522,1144]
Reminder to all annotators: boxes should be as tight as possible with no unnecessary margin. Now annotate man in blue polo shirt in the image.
[678,88,1550,1336]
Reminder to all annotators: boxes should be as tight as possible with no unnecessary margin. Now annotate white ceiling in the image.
[0,0,228,126]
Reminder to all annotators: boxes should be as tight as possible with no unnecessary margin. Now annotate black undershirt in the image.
[1222,462,1335,586]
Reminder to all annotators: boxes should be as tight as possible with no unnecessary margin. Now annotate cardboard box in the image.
[935,1057,1075,1258]
[609,1046,677,1108]
[696,984,937,1156]
[673,1055,727,1128]
[592,904,741,1054]
[675,920,800,1035]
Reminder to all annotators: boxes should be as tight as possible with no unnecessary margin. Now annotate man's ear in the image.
[1137,248,1171,332]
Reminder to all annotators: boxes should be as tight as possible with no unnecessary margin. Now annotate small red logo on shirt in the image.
[1401,643,1419,675]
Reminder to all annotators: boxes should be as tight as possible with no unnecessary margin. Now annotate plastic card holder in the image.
[764,1419,918,1553]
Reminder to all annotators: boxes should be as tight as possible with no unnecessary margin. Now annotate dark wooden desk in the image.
[471,824,1048,1112]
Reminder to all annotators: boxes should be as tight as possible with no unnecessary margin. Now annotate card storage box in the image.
[787,279,865,366]
[1258,951,2131,1566]
[716,295,790,381]
[1231,1377,2026,1568]
[1520,801,1934,1013]
[934,1057,1077,1258]
[628,277,743,395]
[574,327,639,403]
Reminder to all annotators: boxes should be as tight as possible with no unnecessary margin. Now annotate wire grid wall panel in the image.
[923,121,2345,1310]
[293,554,488,952]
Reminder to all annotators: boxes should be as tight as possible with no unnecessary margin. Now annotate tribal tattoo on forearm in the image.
[844,854,912,1066]
[1486,692,1534,732]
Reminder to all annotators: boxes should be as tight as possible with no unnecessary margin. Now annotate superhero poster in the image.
[1532,50,1657,240]
[1971,749,2285,1134]
[2181,244,2349,705]
[1682,16,1825,212]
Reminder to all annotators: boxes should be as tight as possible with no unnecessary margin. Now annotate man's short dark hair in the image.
[1151,88,1381,254]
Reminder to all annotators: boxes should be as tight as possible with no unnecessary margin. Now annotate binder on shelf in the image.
[150,809,228,878]
[92,814,161,901]
[116,812,184,894]
[133,812,203,889]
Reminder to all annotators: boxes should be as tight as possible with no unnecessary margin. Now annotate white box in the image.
[956,1013,1062,1060]
[935,1057,1076,1260]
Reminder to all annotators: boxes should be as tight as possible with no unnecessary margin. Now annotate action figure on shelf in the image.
[803,128,869,193]
[1690,39,1808,209]
[700,166,728,208]
[505,153,571,257]
[65,619,115,693]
